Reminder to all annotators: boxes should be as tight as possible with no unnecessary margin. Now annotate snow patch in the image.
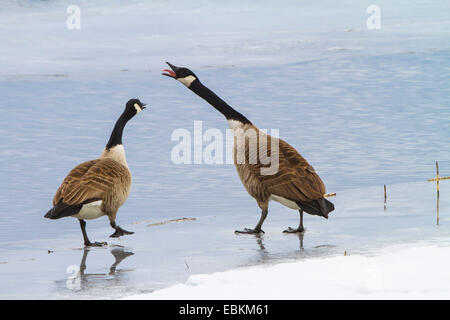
[123,244,450,300]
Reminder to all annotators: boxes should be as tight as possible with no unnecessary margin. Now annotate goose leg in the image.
[109,221,134,238]
[235,209,268,234]
[283,210,305,233]
[79,219,107,247]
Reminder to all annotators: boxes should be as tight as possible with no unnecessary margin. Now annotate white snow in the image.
[123,243,450,300]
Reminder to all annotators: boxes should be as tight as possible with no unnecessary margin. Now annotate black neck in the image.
[189,80,251,124]
[105,112,129,149]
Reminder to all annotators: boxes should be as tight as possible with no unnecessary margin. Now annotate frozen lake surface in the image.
[0,0,449,299]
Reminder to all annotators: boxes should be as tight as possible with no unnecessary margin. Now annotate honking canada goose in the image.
[163,62,334,234]
[44,99,146,246]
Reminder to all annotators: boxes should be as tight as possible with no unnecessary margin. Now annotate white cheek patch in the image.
[177,75,196,87]
[134,103,142,113]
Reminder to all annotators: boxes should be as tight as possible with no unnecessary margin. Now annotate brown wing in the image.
[53,158,130,206]
[240,130,326,202]
[262,138,326,202]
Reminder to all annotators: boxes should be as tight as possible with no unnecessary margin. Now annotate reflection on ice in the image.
[57,247,135,297]
[254,233,304,254]
[79,247,134,278]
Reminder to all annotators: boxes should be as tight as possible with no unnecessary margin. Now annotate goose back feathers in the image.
[45,157,131,220]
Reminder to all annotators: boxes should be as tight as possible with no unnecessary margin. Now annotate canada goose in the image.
[163,62,334,234]
[44,99,146,246]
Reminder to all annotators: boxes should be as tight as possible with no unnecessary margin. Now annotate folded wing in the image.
[45,159,130,219]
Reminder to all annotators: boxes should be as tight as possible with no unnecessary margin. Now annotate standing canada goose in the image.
[44,99,146,246]
[163,62,334,234]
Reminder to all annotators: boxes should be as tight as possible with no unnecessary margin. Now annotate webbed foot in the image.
[85,241,107,247]
[110,226,134,238]
[283,226,305,233]
[235,228,265,235]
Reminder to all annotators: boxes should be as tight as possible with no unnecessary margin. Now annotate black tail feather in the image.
[296,198,334,218]
[44,202,82,220]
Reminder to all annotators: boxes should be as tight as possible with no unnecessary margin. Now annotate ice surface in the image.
[0,0,449,299]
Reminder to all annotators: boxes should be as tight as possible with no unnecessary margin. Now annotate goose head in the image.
[162,62,198,88]
[124,98,146,119]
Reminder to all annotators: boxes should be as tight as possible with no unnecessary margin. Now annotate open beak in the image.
[141,103,147,110]
[162,61,178,78]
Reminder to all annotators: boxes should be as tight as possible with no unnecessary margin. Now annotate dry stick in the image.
[437,161,440,225]
[147,217,196,227]
[437,161,440,196]
[324,193,336,198]
[428,176,450,182]
[384,184,387,212]
[426,162,447,225]
[437,195,440,226]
